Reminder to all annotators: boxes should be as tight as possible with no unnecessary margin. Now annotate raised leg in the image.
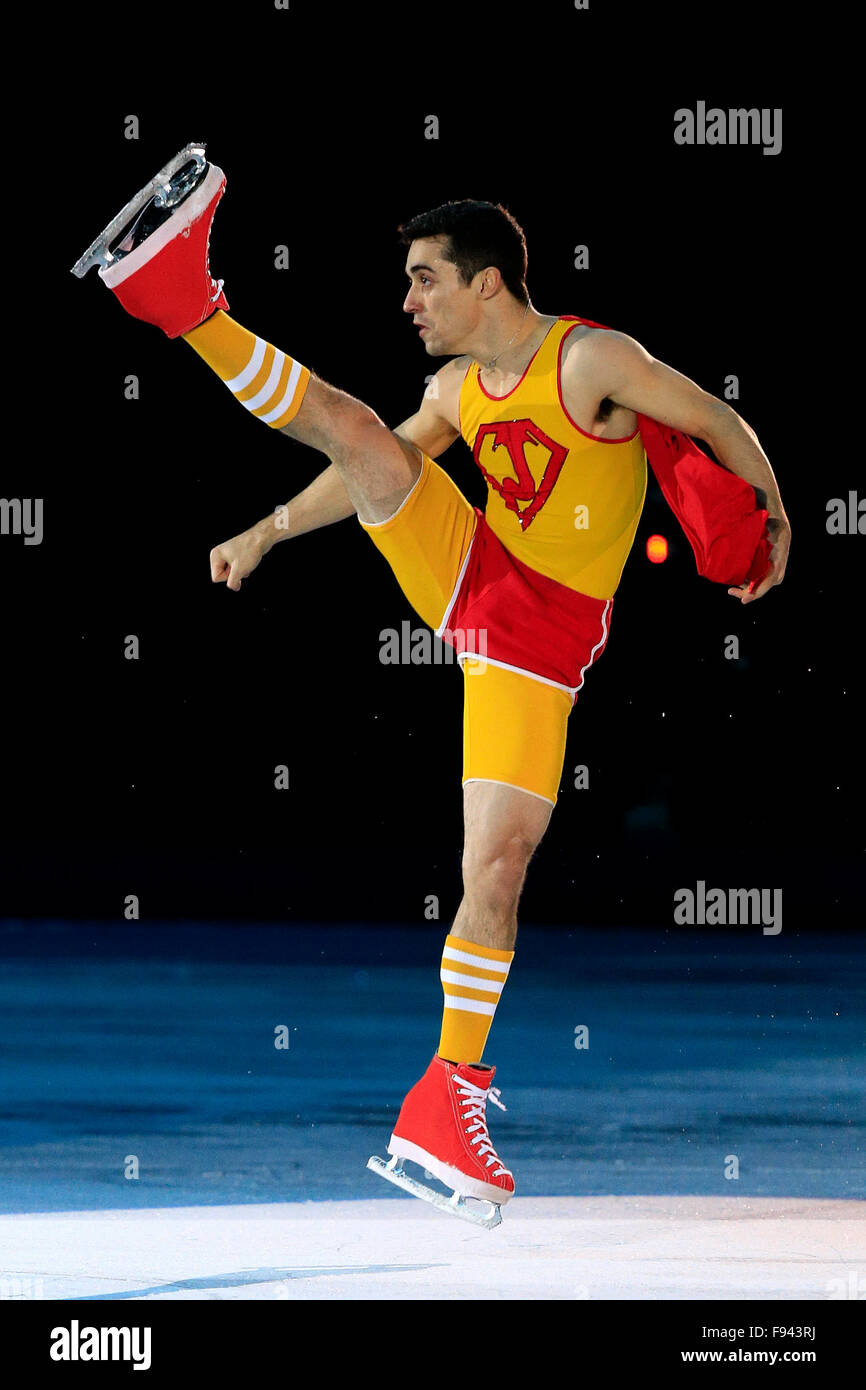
[278,376,423,525]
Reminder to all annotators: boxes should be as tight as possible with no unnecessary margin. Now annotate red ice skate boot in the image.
[388,1055,515,1206]
[71,142,229,337]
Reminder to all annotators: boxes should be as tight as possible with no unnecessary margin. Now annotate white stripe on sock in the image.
[259,358,303,423]
[441,995,497,1016]
[243,349,286,412]
[442,944,511,975]
[441,968,505,995]
[225,337,267,393]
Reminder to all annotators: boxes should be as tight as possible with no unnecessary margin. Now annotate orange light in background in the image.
[646,534,668,564]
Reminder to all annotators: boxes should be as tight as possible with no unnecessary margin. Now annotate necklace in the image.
[483,302,531,370]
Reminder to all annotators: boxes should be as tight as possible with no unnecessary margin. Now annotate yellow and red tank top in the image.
[458,316,647,601]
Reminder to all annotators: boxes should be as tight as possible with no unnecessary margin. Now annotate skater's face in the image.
[403,237,485,356]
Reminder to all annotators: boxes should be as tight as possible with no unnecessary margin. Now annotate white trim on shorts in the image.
[356,446,426,528]
[573,598,612,695]
[456,597,612,699]
[435,529,478,639]
[461,777,556,807]
[456,651,575,696]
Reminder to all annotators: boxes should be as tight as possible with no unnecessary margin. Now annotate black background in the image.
[2,2,860,930]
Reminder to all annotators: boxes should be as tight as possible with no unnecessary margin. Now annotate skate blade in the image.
[366,1154,503,1229]
[70,141,209,278]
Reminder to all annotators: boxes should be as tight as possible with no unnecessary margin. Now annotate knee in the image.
[462,832,539,905]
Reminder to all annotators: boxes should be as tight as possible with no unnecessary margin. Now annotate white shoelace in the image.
[452,1073,509,1178]
[209,277,224,303]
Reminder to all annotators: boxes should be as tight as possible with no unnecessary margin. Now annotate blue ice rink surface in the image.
[0,923,863,1213]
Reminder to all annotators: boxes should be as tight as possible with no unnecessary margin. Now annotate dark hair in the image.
[398,200,528,304]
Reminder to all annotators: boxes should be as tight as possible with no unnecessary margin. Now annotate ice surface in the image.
[2,1197,863,1301]
[0,923,863,1299]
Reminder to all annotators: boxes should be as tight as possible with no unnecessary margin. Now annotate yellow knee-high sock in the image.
[182,310,310,429]
[437,933,514,1065]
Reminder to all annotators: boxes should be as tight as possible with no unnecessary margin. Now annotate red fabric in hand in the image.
[636,413,772,589]
[570,316,773,590]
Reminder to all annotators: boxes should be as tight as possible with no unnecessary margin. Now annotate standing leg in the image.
[455,780,553,952]
[436,780,553,1066]
[436,661,571,1064]
[384,778,559,1209]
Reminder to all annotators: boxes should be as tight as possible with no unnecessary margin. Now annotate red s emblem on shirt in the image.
[473,419,569,531]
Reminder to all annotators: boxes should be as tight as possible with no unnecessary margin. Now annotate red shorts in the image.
[436,505,613,703]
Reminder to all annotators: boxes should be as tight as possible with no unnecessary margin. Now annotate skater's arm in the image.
[391,365,463,460]
[209,466,355,591]
[564,329,791,604]
[693,409,791,602]
[270,463,358,543]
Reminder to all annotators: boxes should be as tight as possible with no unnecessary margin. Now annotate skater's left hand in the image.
[727,515,791,604]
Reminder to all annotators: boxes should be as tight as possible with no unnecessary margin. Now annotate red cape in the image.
[568,317,773,589]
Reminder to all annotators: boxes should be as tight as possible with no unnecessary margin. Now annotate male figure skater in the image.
[75,148,789,1221]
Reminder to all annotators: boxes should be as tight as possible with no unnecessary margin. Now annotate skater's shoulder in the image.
[436,355,474,397]
[431,356,473,427]
[437,354,474,382]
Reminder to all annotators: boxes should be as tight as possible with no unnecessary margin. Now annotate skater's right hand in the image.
[210,528,268,592]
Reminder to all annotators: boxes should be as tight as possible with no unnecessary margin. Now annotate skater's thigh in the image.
[358,453,477,632]
[461,660,572,811]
